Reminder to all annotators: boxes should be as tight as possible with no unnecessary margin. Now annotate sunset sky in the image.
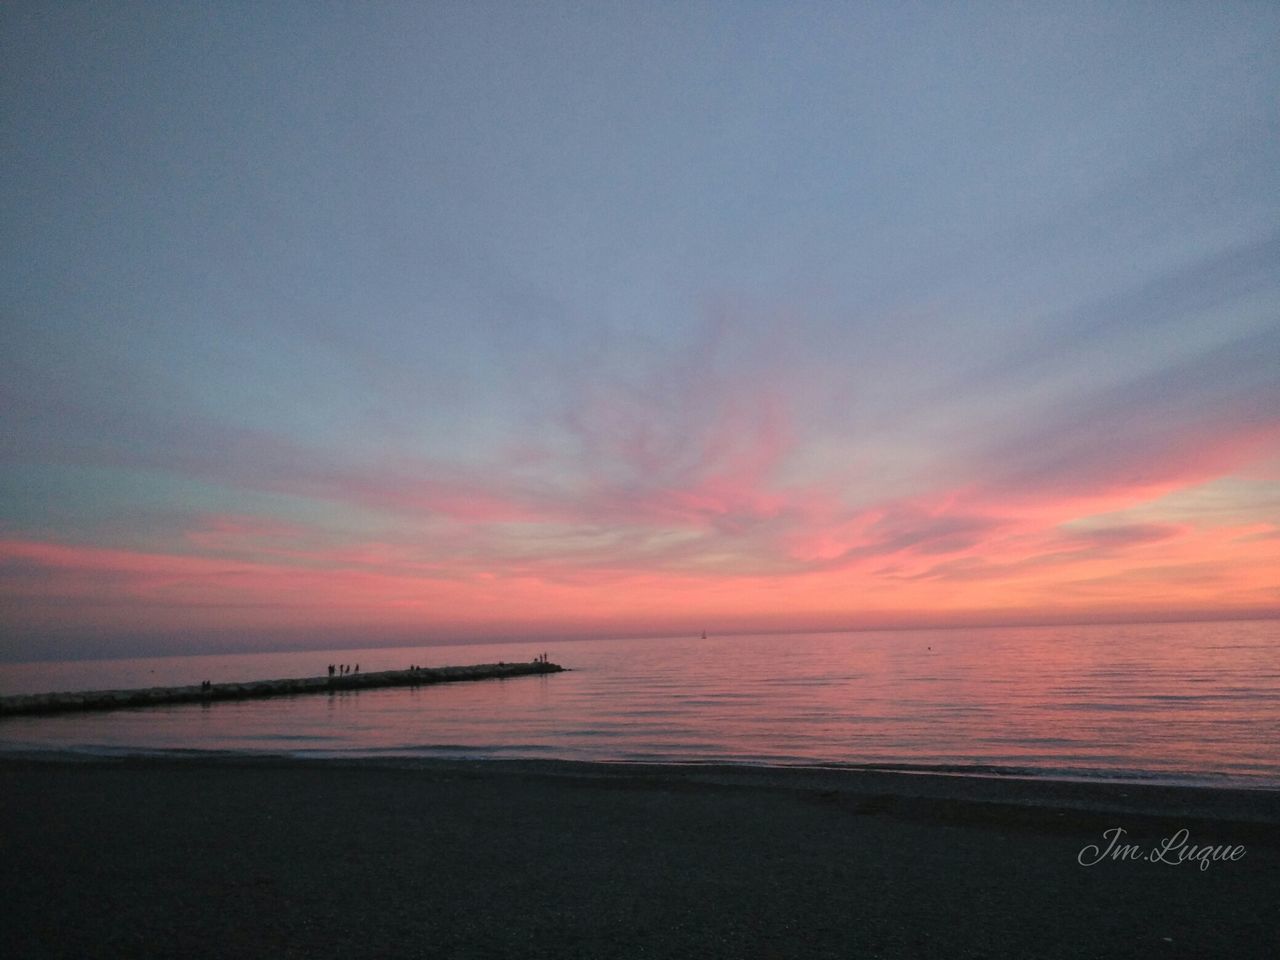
[3,3,1278,660]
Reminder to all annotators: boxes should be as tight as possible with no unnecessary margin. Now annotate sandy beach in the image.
[2,757,1275,959]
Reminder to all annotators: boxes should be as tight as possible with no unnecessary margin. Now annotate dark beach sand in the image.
[2,757,1276,959]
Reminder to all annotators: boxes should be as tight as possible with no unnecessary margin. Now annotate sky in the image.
[2,2,1278,660]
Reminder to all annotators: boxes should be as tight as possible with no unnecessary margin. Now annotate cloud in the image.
[971,329,1280,512]
[1056,523,1184,549]
[994,228,1280,377]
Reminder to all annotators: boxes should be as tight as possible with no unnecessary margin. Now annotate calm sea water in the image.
[1,621,1277,787]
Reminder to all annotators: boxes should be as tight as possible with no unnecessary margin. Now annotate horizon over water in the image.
[1,620,1277,789]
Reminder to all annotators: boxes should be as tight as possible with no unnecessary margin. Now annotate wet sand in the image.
[2,757,1276,959]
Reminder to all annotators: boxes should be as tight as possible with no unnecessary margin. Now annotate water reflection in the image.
[1,621,1277,785]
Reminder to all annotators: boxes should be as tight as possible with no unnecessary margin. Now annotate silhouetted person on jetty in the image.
[354,664,359,673]
[328,664,335,677]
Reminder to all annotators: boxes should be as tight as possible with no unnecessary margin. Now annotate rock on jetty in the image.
[0,661,565,718]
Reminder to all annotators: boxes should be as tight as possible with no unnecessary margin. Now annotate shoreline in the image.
[5,752,1278,825]
[4,745,1276,794]
[4,755,1276,958]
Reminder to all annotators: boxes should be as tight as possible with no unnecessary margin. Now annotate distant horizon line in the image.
[3,609,1277,667]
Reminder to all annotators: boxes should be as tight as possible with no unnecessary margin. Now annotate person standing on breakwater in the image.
[328,664,335,678]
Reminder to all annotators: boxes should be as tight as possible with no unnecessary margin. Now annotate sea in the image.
[1,620,1277,788]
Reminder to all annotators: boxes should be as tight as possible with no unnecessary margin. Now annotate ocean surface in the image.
[1,620,1278,787]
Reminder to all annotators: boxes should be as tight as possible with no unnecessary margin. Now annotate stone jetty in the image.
[0,661,565,718]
